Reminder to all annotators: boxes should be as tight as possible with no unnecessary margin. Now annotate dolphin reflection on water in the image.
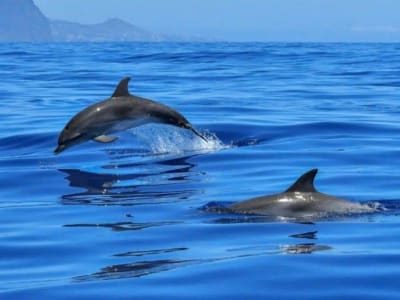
[71,229,331,282]
[55,77,207,154]
[59,155,198,206]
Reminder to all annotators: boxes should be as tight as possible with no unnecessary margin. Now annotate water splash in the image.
[130,124,228,155]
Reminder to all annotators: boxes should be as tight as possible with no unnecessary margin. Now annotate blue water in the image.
[1,42,400,299]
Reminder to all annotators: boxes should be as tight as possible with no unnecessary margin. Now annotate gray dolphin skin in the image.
[55,77,207,154]
[229,169,377,218]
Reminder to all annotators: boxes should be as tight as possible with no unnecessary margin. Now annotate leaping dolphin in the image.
[228,169,379,218]
[54,77,207,154]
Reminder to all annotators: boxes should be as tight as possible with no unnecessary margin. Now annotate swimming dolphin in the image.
[54,77,207,154]
[228,169,378,218]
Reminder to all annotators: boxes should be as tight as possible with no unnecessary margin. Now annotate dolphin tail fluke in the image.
[189,127,208,142]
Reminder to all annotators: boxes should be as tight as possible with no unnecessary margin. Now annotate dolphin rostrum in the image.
[54,77,207,154]
[228,169,378,218]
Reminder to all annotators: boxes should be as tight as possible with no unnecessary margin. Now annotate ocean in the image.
[0,42,400,299]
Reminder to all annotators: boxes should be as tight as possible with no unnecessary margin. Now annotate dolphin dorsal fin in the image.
[285,169,318,193]
[112,77,131,98]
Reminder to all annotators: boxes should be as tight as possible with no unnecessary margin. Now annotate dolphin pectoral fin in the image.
[93,135,119,143]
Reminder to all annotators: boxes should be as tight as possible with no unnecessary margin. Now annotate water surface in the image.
[1,42,400,299]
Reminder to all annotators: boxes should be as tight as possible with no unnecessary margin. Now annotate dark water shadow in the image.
[290,231,318,239]
[280,243,332,254]
[284,230,332,254]
[73,259,200,282]
[73,230,331,283]
[63,221,180,232]
[226,230,332,255]
[59,155,201,206]
[113,247,188,257]
[227,120,400,150]
[233,137,266,147]
[376,199,400,214]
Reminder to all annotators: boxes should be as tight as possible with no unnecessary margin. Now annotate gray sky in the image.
[34,0,400,42]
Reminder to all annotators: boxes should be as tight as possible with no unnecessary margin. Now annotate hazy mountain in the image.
[50,18,186,42]
[0,0,52,42]
[0,0,204,42]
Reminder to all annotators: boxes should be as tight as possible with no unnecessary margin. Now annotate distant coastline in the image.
[49,18,206,42]
[0,0,207,42]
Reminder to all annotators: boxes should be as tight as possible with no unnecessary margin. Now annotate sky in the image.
[34,0,400,42]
